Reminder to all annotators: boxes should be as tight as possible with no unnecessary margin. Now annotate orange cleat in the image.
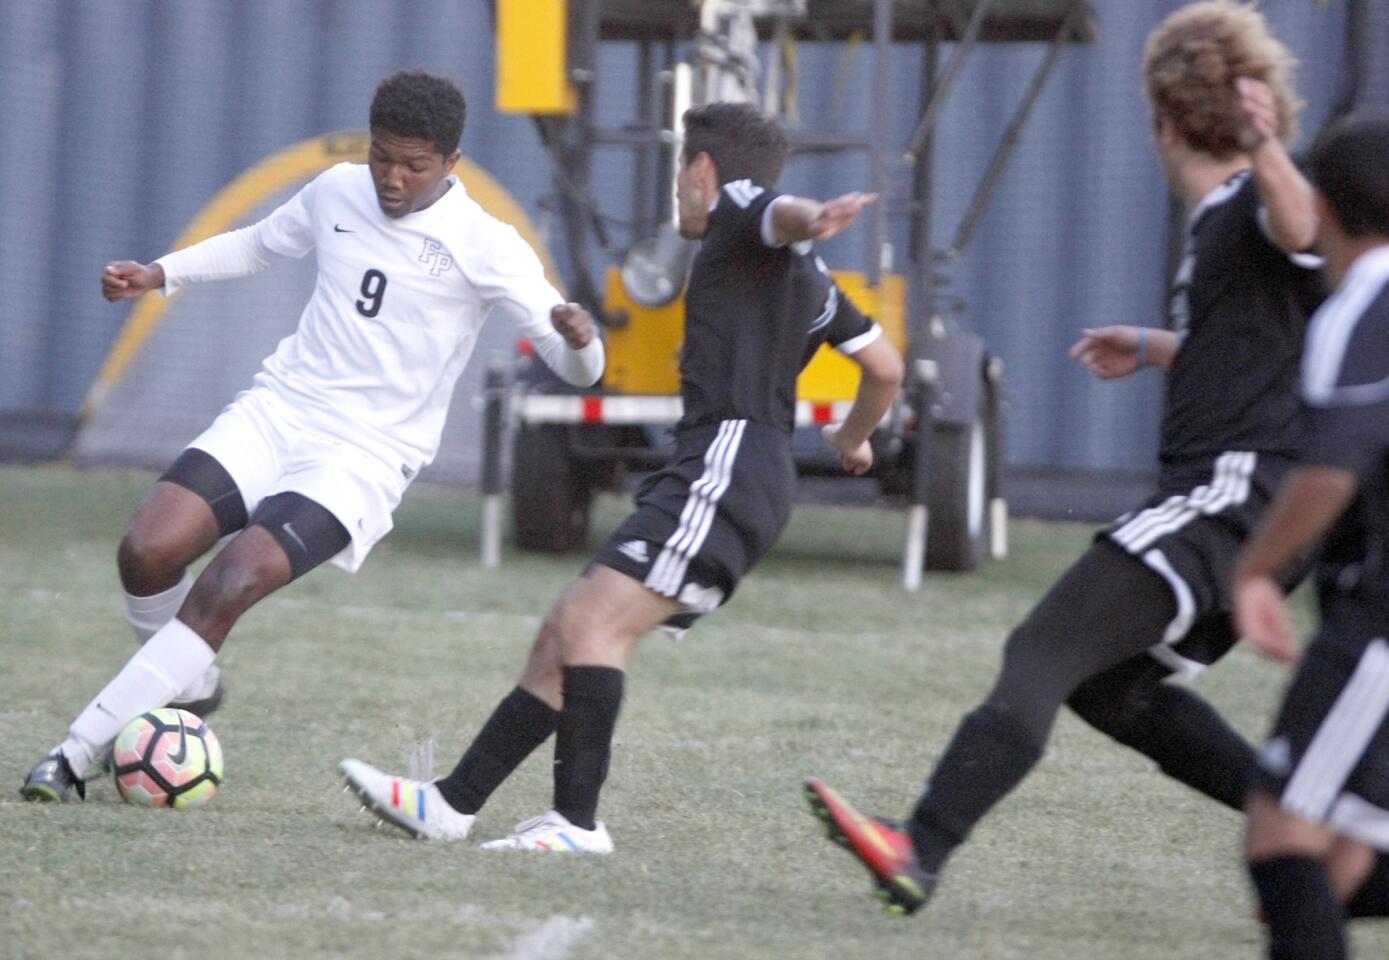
[804,777,936,916]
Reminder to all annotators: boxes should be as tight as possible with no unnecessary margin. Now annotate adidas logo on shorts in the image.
[617,540,650,564]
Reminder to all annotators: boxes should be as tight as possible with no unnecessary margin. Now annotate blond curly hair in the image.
[1143,1,1302,159]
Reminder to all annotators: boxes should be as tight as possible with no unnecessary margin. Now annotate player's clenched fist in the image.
[550,302,596,349]
[101,261,165,302]
[821,423,873,476]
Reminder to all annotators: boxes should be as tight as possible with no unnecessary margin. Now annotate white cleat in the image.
[339,758,474,842]
[479,810,614,853]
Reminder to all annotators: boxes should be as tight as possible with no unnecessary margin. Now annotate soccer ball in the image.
[112,708,223,810]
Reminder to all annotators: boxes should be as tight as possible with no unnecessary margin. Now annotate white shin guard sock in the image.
[62,618,216,778]
[124,573,193,643]
[123,574,217,703]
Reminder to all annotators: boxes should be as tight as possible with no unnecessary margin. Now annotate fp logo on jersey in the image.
[418,239,453,277]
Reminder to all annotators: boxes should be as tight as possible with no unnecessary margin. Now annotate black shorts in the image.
[1099,451,1302,675]
[1255,622,1389,851]
[592,419,795,626]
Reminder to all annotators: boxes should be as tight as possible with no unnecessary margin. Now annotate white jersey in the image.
[156,162,603,475]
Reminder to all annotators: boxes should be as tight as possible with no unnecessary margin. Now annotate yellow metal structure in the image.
[496,0,576,115]
[602,268,908,402]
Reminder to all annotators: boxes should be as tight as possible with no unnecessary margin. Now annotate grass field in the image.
[2,464,1386,959]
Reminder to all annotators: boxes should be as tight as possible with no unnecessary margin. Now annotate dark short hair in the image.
[1308,114,1389,238]
[682,103,791,188]
[369,69,467,156]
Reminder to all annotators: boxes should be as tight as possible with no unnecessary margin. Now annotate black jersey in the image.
[679,180,829,434]
[1160,172,1325,470]
[1299,247,1389,621]
[798,256,879,369]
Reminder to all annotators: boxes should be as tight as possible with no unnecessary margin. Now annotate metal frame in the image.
[482,0,1094,583]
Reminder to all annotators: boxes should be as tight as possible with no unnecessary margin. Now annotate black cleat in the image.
[21,751,86,803]
[169,669,226,721]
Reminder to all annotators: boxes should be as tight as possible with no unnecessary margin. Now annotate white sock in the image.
[123,573,218,703]
[61,618,216,778]
[124,573,193,643]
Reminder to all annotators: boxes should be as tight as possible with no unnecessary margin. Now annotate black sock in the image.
[1069,672,1255,811]
[553,665,624,831]
[1249,856,1348,959]
[1347,853,1389,918]
[435,687,558,815]
[909,704,1044,874]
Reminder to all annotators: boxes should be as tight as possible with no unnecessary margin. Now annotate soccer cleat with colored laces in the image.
[339,758,474,841]
[804,777,937,915]
[479,810,614,853]
[20,751,86,803]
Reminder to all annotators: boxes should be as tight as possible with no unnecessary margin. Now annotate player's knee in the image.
[997,621,1070,699]
[550,602,632,667]
[1000,614,1053,667]
[1066,676,1149,744]
[117,525,183,591]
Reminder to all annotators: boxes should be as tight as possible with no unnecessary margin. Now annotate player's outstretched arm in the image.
[1232,465,1359,662]
[821,336,903,475]
[1237,77,1317,253]
[771,192,878,246]
[101,261,167,302]
[1069,325,1179,379]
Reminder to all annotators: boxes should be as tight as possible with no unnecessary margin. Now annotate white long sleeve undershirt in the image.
[155,221,605,388]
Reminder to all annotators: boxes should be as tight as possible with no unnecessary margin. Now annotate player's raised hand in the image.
[1069,326,1142,379]
[807,192,878,241]
[1236,76,1279,152]
[550,302,596,349]
[822,423,873,476]
[1234,573,1300,664]
[101,261,164,302]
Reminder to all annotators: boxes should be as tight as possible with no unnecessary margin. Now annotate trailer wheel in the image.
[925,404,989,571]
[511,423,593,552]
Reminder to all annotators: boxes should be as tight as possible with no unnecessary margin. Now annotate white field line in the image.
[15,588,906,646]
[489,916,595,960]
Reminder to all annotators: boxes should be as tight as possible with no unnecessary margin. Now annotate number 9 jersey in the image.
[153,162,601,478]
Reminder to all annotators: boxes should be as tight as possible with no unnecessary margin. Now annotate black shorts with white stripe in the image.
[592,419,795,627]
[1098,451,1302,675]
[1255,621,1389,852]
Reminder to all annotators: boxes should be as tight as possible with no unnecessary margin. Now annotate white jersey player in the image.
[21,69,604,802]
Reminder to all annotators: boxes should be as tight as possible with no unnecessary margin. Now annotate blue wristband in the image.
[1137,327,1149,368]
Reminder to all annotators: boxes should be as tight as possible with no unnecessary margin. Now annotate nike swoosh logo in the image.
[168,715,188,765]
[334,224,355,233]
[281,522,307,552]
[96,701,117,719]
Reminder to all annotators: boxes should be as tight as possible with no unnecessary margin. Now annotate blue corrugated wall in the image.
[1,0,1378,475]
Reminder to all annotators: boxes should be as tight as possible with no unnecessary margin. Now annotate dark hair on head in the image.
[681,102,791,187]
[1308,114,1389,238]
[369,69,467,156]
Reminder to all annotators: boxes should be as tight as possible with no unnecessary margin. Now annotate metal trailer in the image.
[483,0,1095,584]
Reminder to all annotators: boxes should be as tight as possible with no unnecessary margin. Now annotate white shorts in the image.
[186,388,410,573]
